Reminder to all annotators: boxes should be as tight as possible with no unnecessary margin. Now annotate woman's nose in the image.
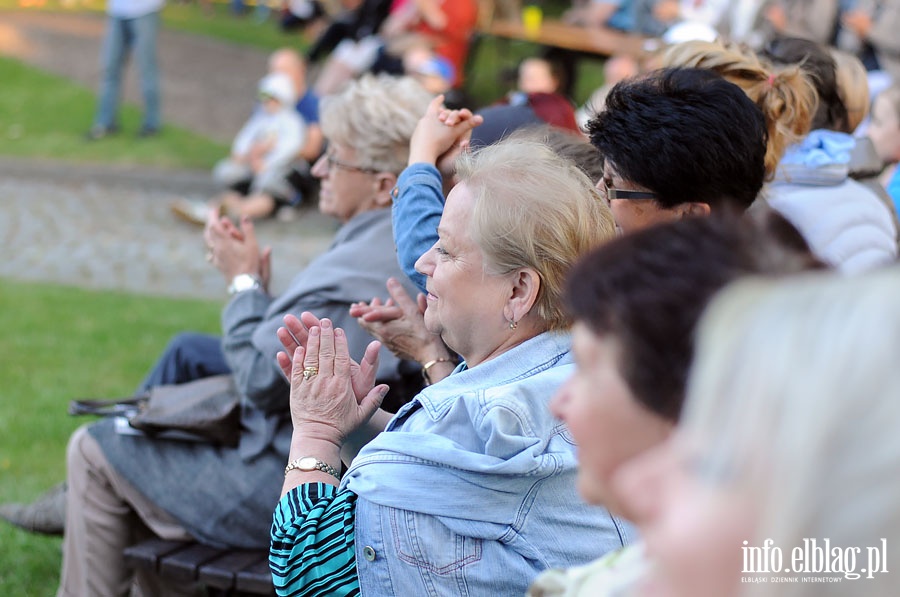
[414,242,437,277]
[311,154,328,179]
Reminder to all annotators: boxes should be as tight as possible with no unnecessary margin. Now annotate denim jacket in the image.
[391,162,445,294]
[342,332,632,596]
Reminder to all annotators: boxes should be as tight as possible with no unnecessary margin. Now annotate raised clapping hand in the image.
[409,94,484,169]
[276,317,388,448]
[204,213,271,288]
[349,277,451,365]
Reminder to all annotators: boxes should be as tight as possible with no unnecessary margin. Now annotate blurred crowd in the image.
[4,1,900,596]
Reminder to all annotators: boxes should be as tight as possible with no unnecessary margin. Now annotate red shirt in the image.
[391,0,479,85]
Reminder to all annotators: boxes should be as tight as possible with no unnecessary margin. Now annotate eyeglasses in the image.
[597,177,658,202]
[322,152,379,174]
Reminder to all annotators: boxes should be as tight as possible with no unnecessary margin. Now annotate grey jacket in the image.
[90,207,418,548]
[220,207,417,459]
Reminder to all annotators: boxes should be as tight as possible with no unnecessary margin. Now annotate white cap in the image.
[258,72,297,106]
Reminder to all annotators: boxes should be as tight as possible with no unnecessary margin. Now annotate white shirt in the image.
[108,0,164,19]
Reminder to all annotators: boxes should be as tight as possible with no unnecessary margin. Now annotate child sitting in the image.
[172,73,306,224]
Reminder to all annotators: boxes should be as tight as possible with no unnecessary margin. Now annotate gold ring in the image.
[302,366,319,380]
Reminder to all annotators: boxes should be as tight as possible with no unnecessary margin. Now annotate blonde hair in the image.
[455,139,616,331]
[684,269,900,596]
[663,40,817,179]
[319,74,433,174]
[829,48,869,132]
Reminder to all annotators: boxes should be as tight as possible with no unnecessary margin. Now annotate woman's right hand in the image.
[277,313,382,406]
[283,318,388,447]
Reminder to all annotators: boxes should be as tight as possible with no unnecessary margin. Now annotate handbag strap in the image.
[68,395,148,418]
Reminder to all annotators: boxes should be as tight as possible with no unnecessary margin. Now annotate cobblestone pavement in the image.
[0,157,336,300]
[0,11,338,301]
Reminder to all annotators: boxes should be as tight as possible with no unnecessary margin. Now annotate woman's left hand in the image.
[288,318,389,448]
[349,277,450,365]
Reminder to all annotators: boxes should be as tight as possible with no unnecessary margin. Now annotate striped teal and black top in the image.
[270,483,360,596]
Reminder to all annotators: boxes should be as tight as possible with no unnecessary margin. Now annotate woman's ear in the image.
[675,202,711,219]
[507,268,541,324]
[373,172,399,209]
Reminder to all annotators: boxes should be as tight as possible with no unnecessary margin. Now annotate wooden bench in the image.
[124,538,274,596]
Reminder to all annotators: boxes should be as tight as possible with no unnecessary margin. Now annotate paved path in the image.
[0,10,337,301]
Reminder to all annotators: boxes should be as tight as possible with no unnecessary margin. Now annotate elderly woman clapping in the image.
[269,138,626,595]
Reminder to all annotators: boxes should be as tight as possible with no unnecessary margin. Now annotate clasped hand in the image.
[276,313,387,448]
[409,94,484,173]
[204,213,271,286]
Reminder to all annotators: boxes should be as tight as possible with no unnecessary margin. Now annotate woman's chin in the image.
[317,204,333,219]
[422,311,440,336]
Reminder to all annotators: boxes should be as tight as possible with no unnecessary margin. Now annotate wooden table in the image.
[483,19,661,60]
[471,18,662,99]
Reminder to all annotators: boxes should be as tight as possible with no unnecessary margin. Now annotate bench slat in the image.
[235,557,276,596]
[123,538,192,571]
[124,538,274,595]
[159,543,229,582]
[200,549,268,590]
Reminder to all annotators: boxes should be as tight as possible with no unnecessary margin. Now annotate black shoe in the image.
[0,482,67,535]
[137,125,159,138]
[85,124,118,141]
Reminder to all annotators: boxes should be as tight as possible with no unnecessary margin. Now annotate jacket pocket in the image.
[390,508,482,575]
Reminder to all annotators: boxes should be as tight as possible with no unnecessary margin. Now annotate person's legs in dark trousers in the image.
[137,332,231,392]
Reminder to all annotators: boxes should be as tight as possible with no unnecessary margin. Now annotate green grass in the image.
[0,279,220,595]
[0,0,604,111]
[0,55,227,169]
[162,2,314,51]
[0,0,314,51]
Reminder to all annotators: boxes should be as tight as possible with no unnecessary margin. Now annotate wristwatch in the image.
[284,456,341,480]
[227,273,261,295]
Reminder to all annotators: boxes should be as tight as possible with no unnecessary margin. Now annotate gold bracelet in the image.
[284,456,341,480]
[421,357,454,385]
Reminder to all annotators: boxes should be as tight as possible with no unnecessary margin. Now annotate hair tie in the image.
[766,73,776,89]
